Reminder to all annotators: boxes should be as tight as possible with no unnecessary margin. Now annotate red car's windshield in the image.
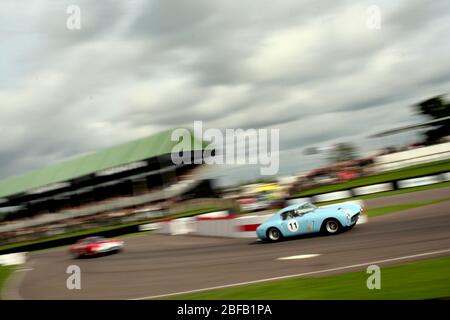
[78,236,106,245]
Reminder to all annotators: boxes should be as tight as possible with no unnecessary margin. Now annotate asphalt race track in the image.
[4,188,450,300]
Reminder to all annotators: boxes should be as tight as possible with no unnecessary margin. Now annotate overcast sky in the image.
[1,0,449,186]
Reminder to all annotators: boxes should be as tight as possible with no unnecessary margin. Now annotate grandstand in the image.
[0,128,214,244]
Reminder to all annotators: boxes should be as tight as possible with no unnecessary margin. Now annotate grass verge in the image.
[172,256,450,299]
[0,265,15,300]
[363,197,450,218]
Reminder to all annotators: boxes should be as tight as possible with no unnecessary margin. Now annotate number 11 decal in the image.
[287,219,299,232]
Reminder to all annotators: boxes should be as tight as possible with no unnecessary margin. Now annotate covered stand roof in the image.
[0,128,204,199]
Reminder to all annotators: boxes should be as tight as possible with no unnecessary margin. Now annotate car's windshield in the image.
[280,203,317,220]
[80,236,105,244]
[296,203,316,215]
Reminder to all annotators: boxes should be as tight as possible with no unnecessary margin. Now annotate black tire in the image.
[321,218,341,235]
[266,227,283,242]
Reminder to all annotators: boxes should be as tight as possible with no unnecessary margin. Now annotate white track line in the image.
[15,268,34,272]
[130,248,450,300]
[277,254,320,260]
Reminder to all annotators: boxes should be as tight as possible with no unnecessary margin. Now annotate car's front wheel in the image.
[322,219,341,235]
[267,227,282,242]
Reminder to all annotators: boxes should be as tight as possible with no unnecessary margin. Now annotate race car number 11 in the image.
[287,220,299,232]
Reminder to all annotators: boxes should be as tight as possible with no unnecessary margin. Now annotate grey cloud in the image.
[1,0,449,184]
[387,0,450,32]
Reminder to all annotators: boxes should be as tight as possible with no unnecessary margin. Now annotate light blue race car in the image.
[256,201,362,242]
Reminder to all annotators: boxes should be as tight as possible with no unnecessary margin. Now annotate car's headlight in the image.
[340,208,353,220]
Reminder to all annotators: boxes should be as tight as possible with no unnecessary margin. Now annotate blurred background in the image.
[0,0,449,300]
[0,94,448,247]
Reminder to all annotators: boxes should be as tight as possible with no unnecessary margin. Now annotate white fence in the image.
[374,142,450,172]
[157,212,272,238]
[0,252,27,266]
[288,172,449,204]
[352,183,393,196]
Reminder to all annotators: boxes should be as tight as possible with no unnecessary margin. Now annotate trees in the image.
[415,95,450,144]
[327,142,358,163]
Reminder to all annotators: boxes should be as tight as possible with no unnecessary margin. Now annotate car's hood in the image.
[317,203,361,214]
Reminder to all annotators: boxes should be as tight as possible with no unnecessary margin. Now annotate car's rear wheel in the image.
[267,227,282,242]
[322,219,341,235]
[72,252,82,259]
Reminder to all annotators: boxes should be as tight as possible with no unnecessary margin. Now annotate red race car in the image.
[70,236,124,258]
